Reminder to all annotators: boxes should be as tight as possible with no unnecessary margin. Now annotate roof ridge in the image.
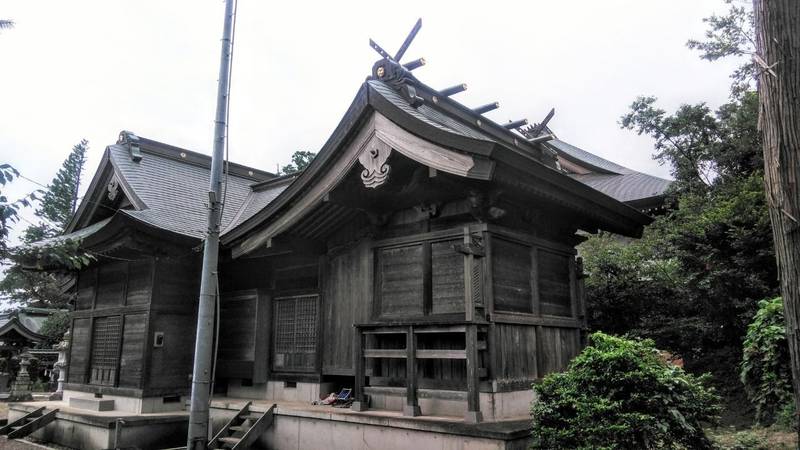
[116,131,277,182]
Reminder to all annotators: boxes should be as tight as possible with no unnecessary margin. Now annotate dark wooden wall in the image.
[322,241,372,376]
[67,254,200,396]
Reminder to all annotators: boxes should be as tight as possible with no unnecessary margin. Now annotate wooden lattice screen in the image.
[273,295,318,372]
[89,316,122,386]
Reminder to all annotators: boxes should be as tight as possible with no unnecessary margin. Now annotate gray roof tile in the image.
[108,145,263,239]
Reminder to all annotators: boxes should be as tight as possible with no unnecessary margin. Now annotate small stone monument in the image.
[9,352,33,401]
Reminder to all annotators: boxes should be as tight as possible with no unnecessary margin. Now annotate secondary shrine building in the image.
[46,57,668,423]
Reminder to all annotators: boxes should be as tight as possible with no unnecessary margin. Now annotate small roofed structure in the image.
[0,307,61,350]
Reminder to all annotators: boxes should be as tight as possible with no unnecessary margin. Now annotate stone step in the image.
[219,436,241,447]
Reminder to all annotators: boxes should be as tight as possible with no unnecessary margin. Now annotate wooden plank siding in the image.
[66,255,200,396]
[322,241,372,376]
[118,313,147,388]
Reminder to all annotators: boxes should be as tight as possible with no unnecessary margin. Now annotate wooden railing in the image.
[352,321,487,422]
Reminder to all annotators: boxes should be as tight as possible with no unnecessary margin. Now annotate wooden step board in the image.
[208,403,276,450]
[0,407,59,439]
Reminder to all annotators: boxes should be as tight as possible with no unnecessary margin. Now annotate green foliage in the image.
[30,139,88,238]
[581,173,776,360]
[619,92,761,193]
[278,150,316,175]
[0,163,40,260]
[686,0,755,96]
[775,401,797,432]
[37,310,70,347]
[1,141,92,307]
[740,297,792,425]
[531,332,721,450]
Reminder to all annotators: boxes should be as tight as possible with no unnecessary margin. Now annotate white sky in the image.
[0,0,743,244]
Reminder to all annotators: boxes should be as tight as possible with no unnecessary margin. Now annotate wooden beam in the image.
[404,326,421,416]
[363,349,406,359]
[439,83,467,97]
[415,349,466,359]
[351,330,367,412]
[464,324,482,423]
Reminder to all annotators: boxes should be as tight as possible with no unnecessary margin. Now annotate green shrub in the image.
[726,430,769,450]
[740,297,792,425]
[531,332,721,449]
[774,401,796,432]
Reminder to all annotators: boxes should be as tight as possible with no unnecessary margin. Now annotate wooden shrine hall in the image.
[13,23,670,450]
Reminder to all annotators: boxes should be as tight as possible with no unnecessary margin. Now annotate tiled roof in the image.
[570,172,673,204]
[546,139,672,205]
[107,144,271,239]
[223,176,295,234]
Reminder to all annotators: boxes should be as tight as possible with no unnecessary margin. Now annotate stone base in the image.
[9,401,188,450]
[403,404,421,416]
[62,389,187,414]
[69,396,115,411]
[350,401,368,412]
[464,410,483,423]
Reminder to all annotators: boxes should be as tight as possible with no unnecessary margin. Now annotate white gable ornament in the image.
[358,139,392,189]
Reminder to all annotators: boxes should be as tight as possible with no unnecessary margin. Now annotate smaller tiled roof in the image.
[223,176,296,234]
[0,307,66,342]
[546,139,672,206]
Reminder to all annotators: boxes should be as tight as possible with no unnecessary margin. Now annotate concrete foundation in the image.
[68,396,115,411]
[62,389,188,414]
[210,398,532,450]
[9,401,188,450]
[226,379,337,403]
[365,387,536,421]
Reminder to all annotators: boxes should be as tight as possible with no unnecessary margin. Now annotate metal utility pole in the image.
[187,0,236,447]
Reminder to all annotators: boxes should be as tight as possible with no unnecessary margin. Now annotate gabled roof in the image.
[0,307,65,343]
[221,59,655,255]
[65,132,277,241]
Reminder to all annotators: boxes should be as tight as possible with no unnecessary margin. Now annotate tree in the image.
[752,0,800,436]
[687,0,756,96]
[620,92,762,193]
[37,310,71,347]
[25,139,88,240]
[0,164,39,261]
[0,141,89,308]
[278,150,315,175]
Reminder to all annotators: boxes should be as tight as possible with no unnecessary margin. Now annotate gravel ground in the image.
[0,437,54,449]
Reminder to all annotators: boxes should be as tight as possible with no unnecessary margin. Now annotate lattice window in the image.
[89,316,121,386]
[273,295,318,371]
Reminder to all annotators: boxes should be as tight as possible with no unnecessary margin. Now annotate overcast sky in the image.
[1,0,743,243]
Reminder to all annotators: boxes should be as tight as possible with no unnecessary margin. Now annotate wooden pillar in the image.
[351,327,367,411]
[404,326,421,416]
[464,324,482,423]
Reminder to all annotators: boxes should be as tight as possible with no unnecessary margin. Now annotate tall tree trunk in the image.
[753,0,800,436]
